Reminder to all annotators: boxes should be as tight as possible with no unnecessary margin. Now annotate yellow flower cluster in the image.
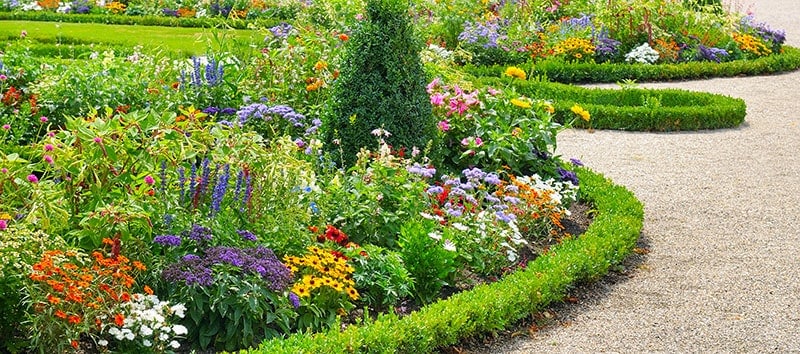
[510,97,532,109]
[105,1,126,14]
[284,246,359,301]
[504,66,527,80]
[570,104,590,121]
[553,38,595,62]
[733,33,772,57]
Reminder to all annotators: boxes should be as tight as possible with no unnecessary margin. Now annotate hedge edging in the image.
[465,46,800,84]
[475,78,747,131]
[250,168,644,353]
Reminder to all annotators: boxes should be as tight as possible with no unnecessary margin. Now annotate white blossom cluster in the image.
[100,293,188,351]
[624,42,660,64]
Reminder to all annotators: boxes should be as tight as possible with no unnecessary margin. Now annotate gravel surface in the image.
[477,0,800,352]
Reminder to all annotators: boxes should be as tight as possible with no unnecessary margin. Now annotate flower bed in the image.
[0,0,787,352]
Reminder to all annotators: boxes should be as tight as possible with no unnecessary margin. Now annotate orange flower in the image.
[143,285,153,295]
[47,294,61,305]
[68,315,81,324]
[71,340,79,349]
[338,33,349,41]
[54,310,68,319]
[114,313,125,327]
[132,261,146,271]
[102,238,115,246]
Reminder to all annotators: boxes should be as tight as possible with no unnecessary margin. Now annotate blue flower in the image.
[558,167,580,186]
[237,230,257,241]
[154,234,182,247]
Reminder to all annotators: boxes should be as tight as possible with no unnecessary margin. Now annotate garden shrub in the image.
[322,0,435,167]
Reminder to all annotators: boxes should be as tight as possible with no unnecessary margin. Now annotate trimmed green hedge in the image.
[251,168,643,353]
[0,11,281,29]
[474,77,747,131]
[466,46,800,84]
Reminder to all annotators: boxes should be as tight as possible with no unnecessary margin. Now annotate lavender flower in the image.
[154,234,182,247]
[234,169,244,205]
[188,164,197,203]
[241,171,252,213]
[462,167,486,182]
[557,167,579,186]
[739,15,786,47]
[210,164,230,217]
[237,229,257,241]
[159,161,167,195]
[560,14,594,35]
[426,186,444,195]
[484,173,501,185]
[288,292,301,309]
[496,210,516,223]
[407,163,436,178]
[196,158,211,201]
[269,22,294,39]
[178,167,186,204]
[570,158,584,167]
[697,45,729,63]
[459,19,507,48]
[185,224,212,243]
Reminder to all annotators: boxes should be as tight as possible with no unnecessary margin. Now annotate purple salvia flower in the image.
[234,169,244,206]
[210,164,230,217]
[288,292,300,309]
[159,160,167,195]
[178,167,186,204]
[241,171,253,213]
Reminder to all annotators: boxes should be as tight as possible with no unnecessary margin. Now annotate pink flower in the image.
[144,175,155,185]
[27,174,38,183]
[430,93,445,106]
[0,219,7,231]
[44,144,54,151]
[437,120,450,132]
[40,116,48,123]
[93,137,102,143]
[0,168,7,174]
[2,124,9,130]
[0,75,6,81]
[426,78,441,94]
[20,30,27,39]
[47,131,56,137]
[474,137,483,147]
[461,137,469,146]
[44,155,54,165]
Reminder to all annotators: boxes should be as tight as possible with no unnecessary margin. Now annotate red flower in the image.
[71,340,79,349]
[114,313,125,327]
[68,315,81,324]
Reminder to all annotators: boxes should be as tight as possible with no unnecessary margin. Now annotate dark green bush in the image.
[254,167,644,353]
[322,0,435,167]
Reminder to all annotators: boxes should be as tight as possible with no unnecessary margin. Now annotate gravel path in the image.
[479,0,800,352]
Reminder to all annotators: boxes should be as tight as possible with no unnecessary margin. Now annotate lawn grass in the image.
[0,20,262,56]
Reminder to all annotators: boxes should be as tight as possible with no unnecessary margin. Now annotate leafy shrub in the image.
[323,0,435,167]
[350,244,413,313]
[397,218,456,305]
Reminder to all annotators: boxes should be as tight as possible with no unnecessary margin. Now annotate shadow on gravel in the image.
[440,232,652,354]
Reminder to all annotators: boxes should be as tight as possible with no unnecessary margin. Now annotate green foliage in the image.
[323,0,435,167]
[254,168,644,353]
[397,218,456,305]
[0,10,282,29]
[350,244,413,312]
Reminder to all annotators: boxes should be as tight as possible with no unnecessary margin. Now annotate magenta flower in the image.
[20,30,27,38]
[44,155,54,165]
[144,175,155,185]
[0,219,6,231]
[0,168,6,174]
[40,116,48,123]
[44,144,54,151]
[27,174,39,183]
[93,137,102,143]
[461,137,469,146]
[2,124,9,130]
[475,137,483,146]
[437,120,450,132]
[0,74,7,81]
[430,93,445,106]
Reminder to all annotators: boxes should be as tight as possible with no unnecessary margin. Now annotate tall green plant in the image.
[323,0,435,167]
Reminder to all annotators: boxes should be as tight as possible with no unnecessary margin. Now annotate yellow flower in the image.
[504,66,526,80]
[292,284,310,298]
[510,98,532,109]
[345,286,360,300]
[570,104,591,122]
[542,103,555,114]
[313,60,328,71]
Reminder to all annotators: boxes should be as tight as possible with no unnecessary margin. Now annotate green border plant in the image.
[252,167,644,353]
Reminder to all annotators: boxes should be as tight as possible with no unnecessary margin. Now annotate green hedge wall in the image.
[473,77,747,131]
[251,168,644,353]
[466,46,800,84]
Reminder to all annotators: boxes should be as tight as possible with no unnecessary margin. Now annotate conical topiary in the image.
[323,0,435,167]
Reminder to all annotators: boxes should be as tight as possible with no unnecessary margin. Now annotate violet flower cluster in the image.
[458,19,508,48]
[739,15,786,47]
[697,45,729,63]
[181,56,224,89]
[594,28,621,61]
[269,22,294,39]
[162,245,292,290]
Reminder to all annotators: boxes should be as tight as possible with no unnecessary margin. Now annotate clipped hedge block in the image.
[474,77,747,131]
[252,168,643,353]
[465,46,800,84]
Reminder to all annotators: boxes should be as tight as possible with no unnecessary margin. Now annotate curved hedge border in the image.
[251,168,643,353]
[465,46,800,84]
[0,11,282,29]
[475,77,747,131]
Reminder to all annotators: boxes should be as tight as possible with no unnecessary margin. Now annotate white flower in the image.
[451,223,469,232]
[108,327,120,336]
[172,324,188,336]
[625,42,660,64]
[428,232,442,241]
[370,128,391,137]
[140,325,153,336]
[159,333,170,341]
[161,326,171,333]
[97,339,108,347]
[125,331,135,341]
[142,339,152,347]
[169,340,181,349]
[443,239,457,252]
